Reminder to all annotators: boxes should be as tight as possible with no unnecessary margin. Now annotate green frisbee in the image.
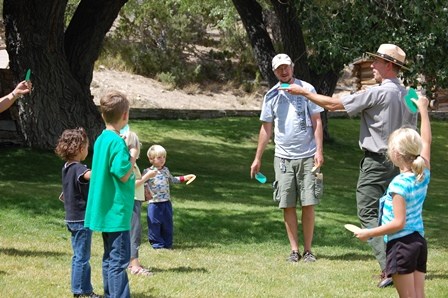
[25,69,31,81]
[404,88,418,113]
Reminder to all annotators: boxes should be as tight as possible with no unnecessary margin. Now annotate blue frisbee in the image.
[120,124,130,135]
[255,172,267,184]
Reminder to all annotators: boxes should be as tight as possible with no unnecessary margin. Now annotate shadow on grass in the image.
[426,270,448,281]
[132,293,163,298]
[152,266,208,274]
[0,247,68,258]
[147,205,370,256]
[1,118,447,259]
[319,252,373,261]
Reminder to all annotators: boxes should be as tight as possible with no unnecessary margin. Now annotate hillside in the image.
[91,68,266,110]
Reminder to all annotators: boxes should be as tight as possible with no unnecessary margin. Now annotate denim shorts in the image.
[273,156,323,208]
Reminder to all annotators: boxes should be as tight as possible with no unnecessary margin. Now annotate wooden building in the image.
[351,57,376,91]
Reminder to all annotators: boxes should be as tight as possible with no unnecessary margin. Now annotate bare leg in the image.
[283,207,299,252]
[393,273,417,298]
[301,205,315,252]
[414,271,425,298]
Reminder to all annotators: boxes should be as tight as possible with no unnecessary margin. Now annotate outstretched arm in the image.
[279,84,345,111]
[0,81,31,113]
[414,97,431,169]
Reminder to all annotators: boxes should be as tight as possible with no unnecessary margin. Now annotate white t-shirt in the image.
[260,78,323,159]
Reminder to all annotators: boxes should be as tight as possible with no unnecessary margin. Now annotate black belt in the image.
[364,150,386,157]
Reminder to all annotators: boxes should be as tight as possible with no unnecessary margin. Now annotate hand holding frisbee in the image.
[185,174,196,185]
[344,224,361,233]
[345,224,372,241]
[255,172,267,184]
[25,69,31,82]
[404,88,418,113]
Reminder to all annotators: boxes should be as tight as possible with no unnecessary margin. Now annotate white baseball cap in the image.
[272,54,293,71]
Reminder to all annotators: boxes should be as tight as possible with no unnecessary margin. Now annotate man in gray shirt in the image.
[283,44,417,288]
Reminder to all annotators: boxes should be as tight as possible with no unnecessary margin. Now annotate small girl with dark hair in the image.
[55,128,101,298]
[355,96,431,297]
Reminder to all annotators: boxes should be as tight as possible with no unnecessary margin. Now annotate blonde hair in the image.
[124,131,141,159]
[147,144,167,161]
[388,127,426,182]
[100,90,129,124]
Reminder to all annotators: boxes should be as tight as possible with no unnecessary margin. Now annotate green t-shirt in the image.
[85,130,135,232]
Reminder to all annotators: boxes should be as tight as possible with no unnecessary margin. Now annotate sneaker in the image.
[74,293,102,298]
[377,270,393,288]
[287,250,301,262]
[302,251,316,262]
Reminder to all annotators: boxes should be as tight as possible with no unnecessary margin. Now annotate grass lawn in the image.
[1,117,447,297]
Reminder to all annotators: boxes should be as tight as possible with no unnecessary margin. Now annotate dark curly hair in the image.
[55,127,89,161]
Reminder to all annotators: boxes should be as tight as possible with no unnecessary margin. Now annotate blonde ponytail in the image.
[412,155,426,182]
[388,127,426,182]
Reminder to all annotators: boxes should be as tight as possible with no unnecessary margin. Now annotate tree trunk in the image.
[65,0,127,92]
[3,0,127,149]
[312,70,340,141]
[231,0,277,87]
[270,0,311,83]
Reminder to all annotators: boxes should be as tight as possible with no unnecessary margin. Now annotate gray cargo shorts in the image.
[272,156,323,208]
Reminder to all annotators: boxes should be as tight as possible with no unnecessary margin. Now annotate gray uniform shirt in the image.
[342,78,417,153]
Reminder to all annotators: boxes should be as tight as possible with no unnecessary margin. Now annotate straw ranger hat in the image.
[366,44,409,70]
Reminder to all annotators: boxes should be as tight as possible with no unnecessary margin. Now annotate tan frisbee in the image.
[311,166,319,174]
[344,224,361,233]
[186,174,196,185]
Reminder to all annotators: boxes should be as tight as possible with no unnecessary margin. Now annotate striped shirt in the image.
[380,168,430,242]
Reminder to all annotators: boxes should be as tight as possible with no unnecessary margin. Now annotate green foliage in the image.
[64,0,81,28]
[156,71,177,90]
[95,0,254,88]
[298,0,448,91]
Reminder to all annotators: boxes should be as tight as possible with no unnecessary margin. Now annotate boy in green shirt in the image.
[85,90,137,298]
